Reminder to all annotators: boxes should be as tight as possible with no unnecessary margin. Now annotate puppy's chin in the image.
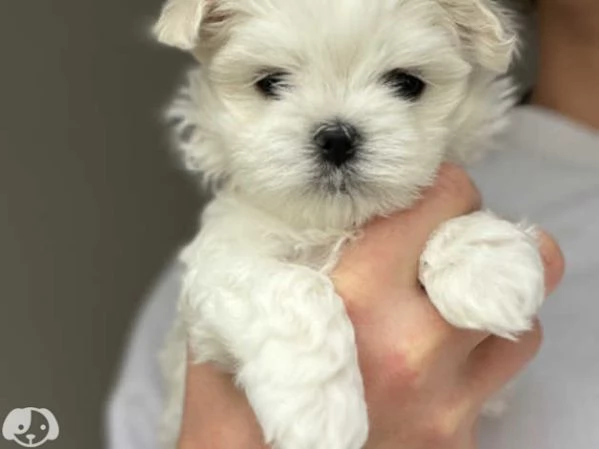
[310,164,360,196]
[238,178,423,230]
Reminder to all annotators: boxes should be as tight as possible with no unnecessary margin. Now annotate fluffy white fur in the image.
[153,1,544,448]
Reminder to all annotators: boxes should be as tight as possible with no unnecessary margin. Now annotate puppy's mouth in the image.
[313,164,358,196]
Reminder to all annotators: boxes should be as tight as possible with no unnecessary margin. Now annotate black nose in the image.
[314,122,360,167]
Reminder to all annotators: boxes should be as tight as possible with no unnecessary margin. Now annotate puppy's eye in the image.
[255,71,290,99]
[382,69,426,101]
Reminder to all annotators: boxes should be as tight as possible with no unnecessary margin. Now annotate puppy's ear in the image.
[153,0,214,50]
[440,0,518,73]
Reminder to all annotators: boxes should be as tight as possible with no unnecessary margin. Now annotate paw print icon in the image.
[2,408,59,448]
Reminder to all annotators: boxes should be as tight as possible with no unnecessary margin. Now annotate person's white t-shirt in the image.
[106,106,599,449]
[472,108,599,449]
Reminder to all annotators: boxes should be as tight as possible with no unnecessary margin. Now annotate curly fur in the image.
[152,1,545,448]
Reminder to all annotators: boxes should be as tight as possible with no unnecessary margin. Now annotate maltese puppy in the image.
[152,0,544,448]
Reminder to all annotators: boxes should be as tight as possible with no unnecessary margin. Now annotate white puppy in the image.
[152,1,545,448]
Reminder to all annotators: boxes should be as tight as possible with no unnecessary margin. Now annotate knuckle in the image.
[423,404,468,446]
[378,313,454,396]
[538,231,566,290]
[527,321,544,356]
[381,346,426,393]
[381,338,442,395]
[332,270,368,307]
[334,275,380,319]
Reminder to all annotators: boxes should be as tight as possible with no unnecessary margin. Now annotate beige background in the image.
[0,1,535,449]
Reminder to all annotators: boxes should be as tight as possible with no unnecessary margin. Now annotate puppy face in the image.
[156,0,516,227]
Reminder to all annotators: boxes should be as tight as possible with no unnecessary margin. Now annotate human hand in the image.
[177,165,564,449]
[333,164,563,448]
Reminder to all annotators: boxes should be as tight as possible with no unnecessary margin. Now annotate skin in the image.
[533,0,599,130]
[177,165,565,449]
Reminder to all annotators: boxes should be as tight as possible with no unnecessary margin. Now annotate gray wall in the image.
[0,1,198,448]
[0,1,536,449]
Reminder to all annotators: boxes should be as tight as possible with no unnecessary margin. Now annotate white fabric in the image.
[105,263,179,449]
[473,108,599,449]
[106,106,599,449]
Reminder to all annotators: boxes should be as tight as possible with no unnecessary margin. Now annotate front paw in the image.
[419,211,545,339]
[238,355,368,449]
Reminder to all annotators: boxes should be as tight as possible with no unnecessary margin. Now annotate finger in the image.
[536,230,566,295]
[465,321,543,406]
[458,231,563,398]
[335,164,481,289]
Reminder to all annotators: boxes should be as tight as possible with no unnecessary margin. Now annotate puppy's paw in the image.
[419,211,544,339]
[236,312,368,449]
[240,365,368,449]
